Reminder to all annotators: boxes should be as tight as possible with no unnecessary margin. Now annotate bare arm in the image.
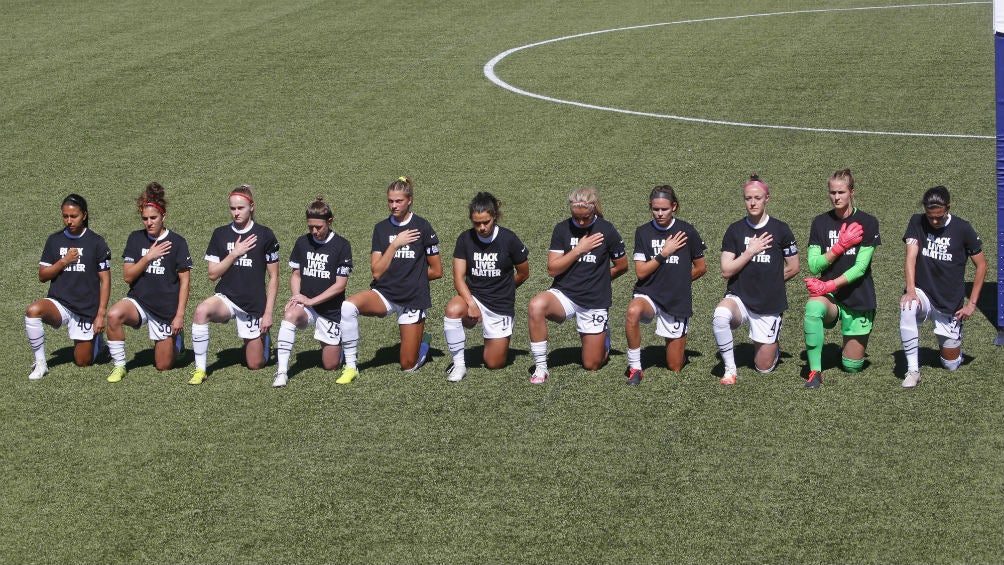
[426,253,443,281]
[547,232,604,277]
[955,252,987,321]
[513,260,530,288]
[371,229,419,280]
[610,255,628,280]
[172,269,190,335]
[123,239,173,284]
[691,256,707,281]
[94,269,111,334]
[783,253,800,281]
[39,248,80,282]
[900,241,920,308]
[261,261,280,334]
[720,232,773,279]
[452,257,479,318]
[207,234,257,282]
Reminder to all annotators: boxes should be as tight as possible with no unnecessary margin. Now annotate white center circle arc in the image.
[483,2,992,140]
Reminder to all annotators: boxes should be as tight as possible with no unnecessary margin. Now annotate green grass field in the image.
[1,1,1000,563]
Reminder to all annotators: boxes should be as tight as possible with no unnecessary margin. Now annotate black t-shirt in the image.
[721,216,798,314]
[453,225,529,317]
[808,209,880,311]
[632,218,706,318]
[205,221,280,317]
[123,229,193,321]
[549,216,626,310]
[370,214,440,309]
[904,213,983,312]
[288,231,353,320]
[40,228,112,319]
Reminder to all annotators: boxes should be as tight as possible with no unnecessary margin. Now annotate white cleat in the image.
[446,363,466,383]
[902,370,921,389]
[272,371,288,388]
[28,362,48,381]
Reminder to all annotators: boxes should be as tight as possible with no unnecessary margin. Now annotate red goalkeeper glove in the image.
[805,277,837,297]
[829,222,864,256]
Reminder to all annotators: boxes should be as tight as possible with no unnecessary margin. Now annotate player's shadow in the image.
[126,347,194,371]
[206,346,268,374]
[640,345,703,372]
[287,349,323,379]
[890,347,973,379]
[461,345,530,370]
[712,343,795,377]
[795,344,871,377]
[359,344,445,372]
[48,345,84,368]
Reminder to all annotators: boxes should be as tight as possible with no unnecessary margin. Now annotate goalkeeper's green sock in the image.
[804,300,827,372]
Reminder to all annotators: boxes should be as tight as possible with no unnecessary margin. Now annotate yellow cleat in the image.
[188,368,207,386]
[106,366,127,383]
[335,366,357,385]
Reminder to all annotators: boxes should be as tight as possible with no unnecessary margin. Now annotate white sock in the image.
[443,317,466,368]
[340,302,360,369]
[276,320,297,374]
[627,347,642,370]
[191,323,210,371]
[713,307,736,373]
[899,307,920,373]
[941,354,963,371]
[25,316,46,366]
[108,340,126,367]
[530,340,548,371]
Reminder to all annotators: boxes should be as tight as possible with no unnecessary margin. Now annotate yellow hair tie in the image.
[397,176,408,183]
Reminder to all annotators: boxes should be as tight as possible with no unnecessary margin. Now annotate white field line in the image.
[483,2,993,140]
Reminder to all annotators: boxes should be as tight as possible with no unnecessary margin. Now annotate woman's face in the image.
[743,185,769,219]
[571,205,595,228]
[650,197,677,227]
[141,205,166,238]
[229,195,253,228]
[387,190,412,221]
[62,204,86,235]
[924,205,949,229]
[307,218,331,240]
[470,210,496,238]
[828,178,853,213]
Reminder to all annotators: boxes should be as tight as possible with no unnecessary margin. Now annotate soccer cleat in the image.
[805,370,822,389]
[625,368,643,386]
[188,368,207,386]
[106,366,127,383]
[720,372,737,386]
[28,362,48,381]
[529,366,548,385]
[272,371,288,388]
[335,366,357,385]
[902,370,921,389]
[445,362,466,383]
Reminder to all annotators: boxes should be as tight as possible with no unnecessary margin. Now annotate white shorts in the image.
[724,294,782,344]
[46,298,95,341]
[905,287,963,342]
[633,294,689,340]
[124,297,174,341]
[373,290,427,325]
[300,306,342,346]
[471,296,514,339]
[548,289,608,335]
[215,293,264,340]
